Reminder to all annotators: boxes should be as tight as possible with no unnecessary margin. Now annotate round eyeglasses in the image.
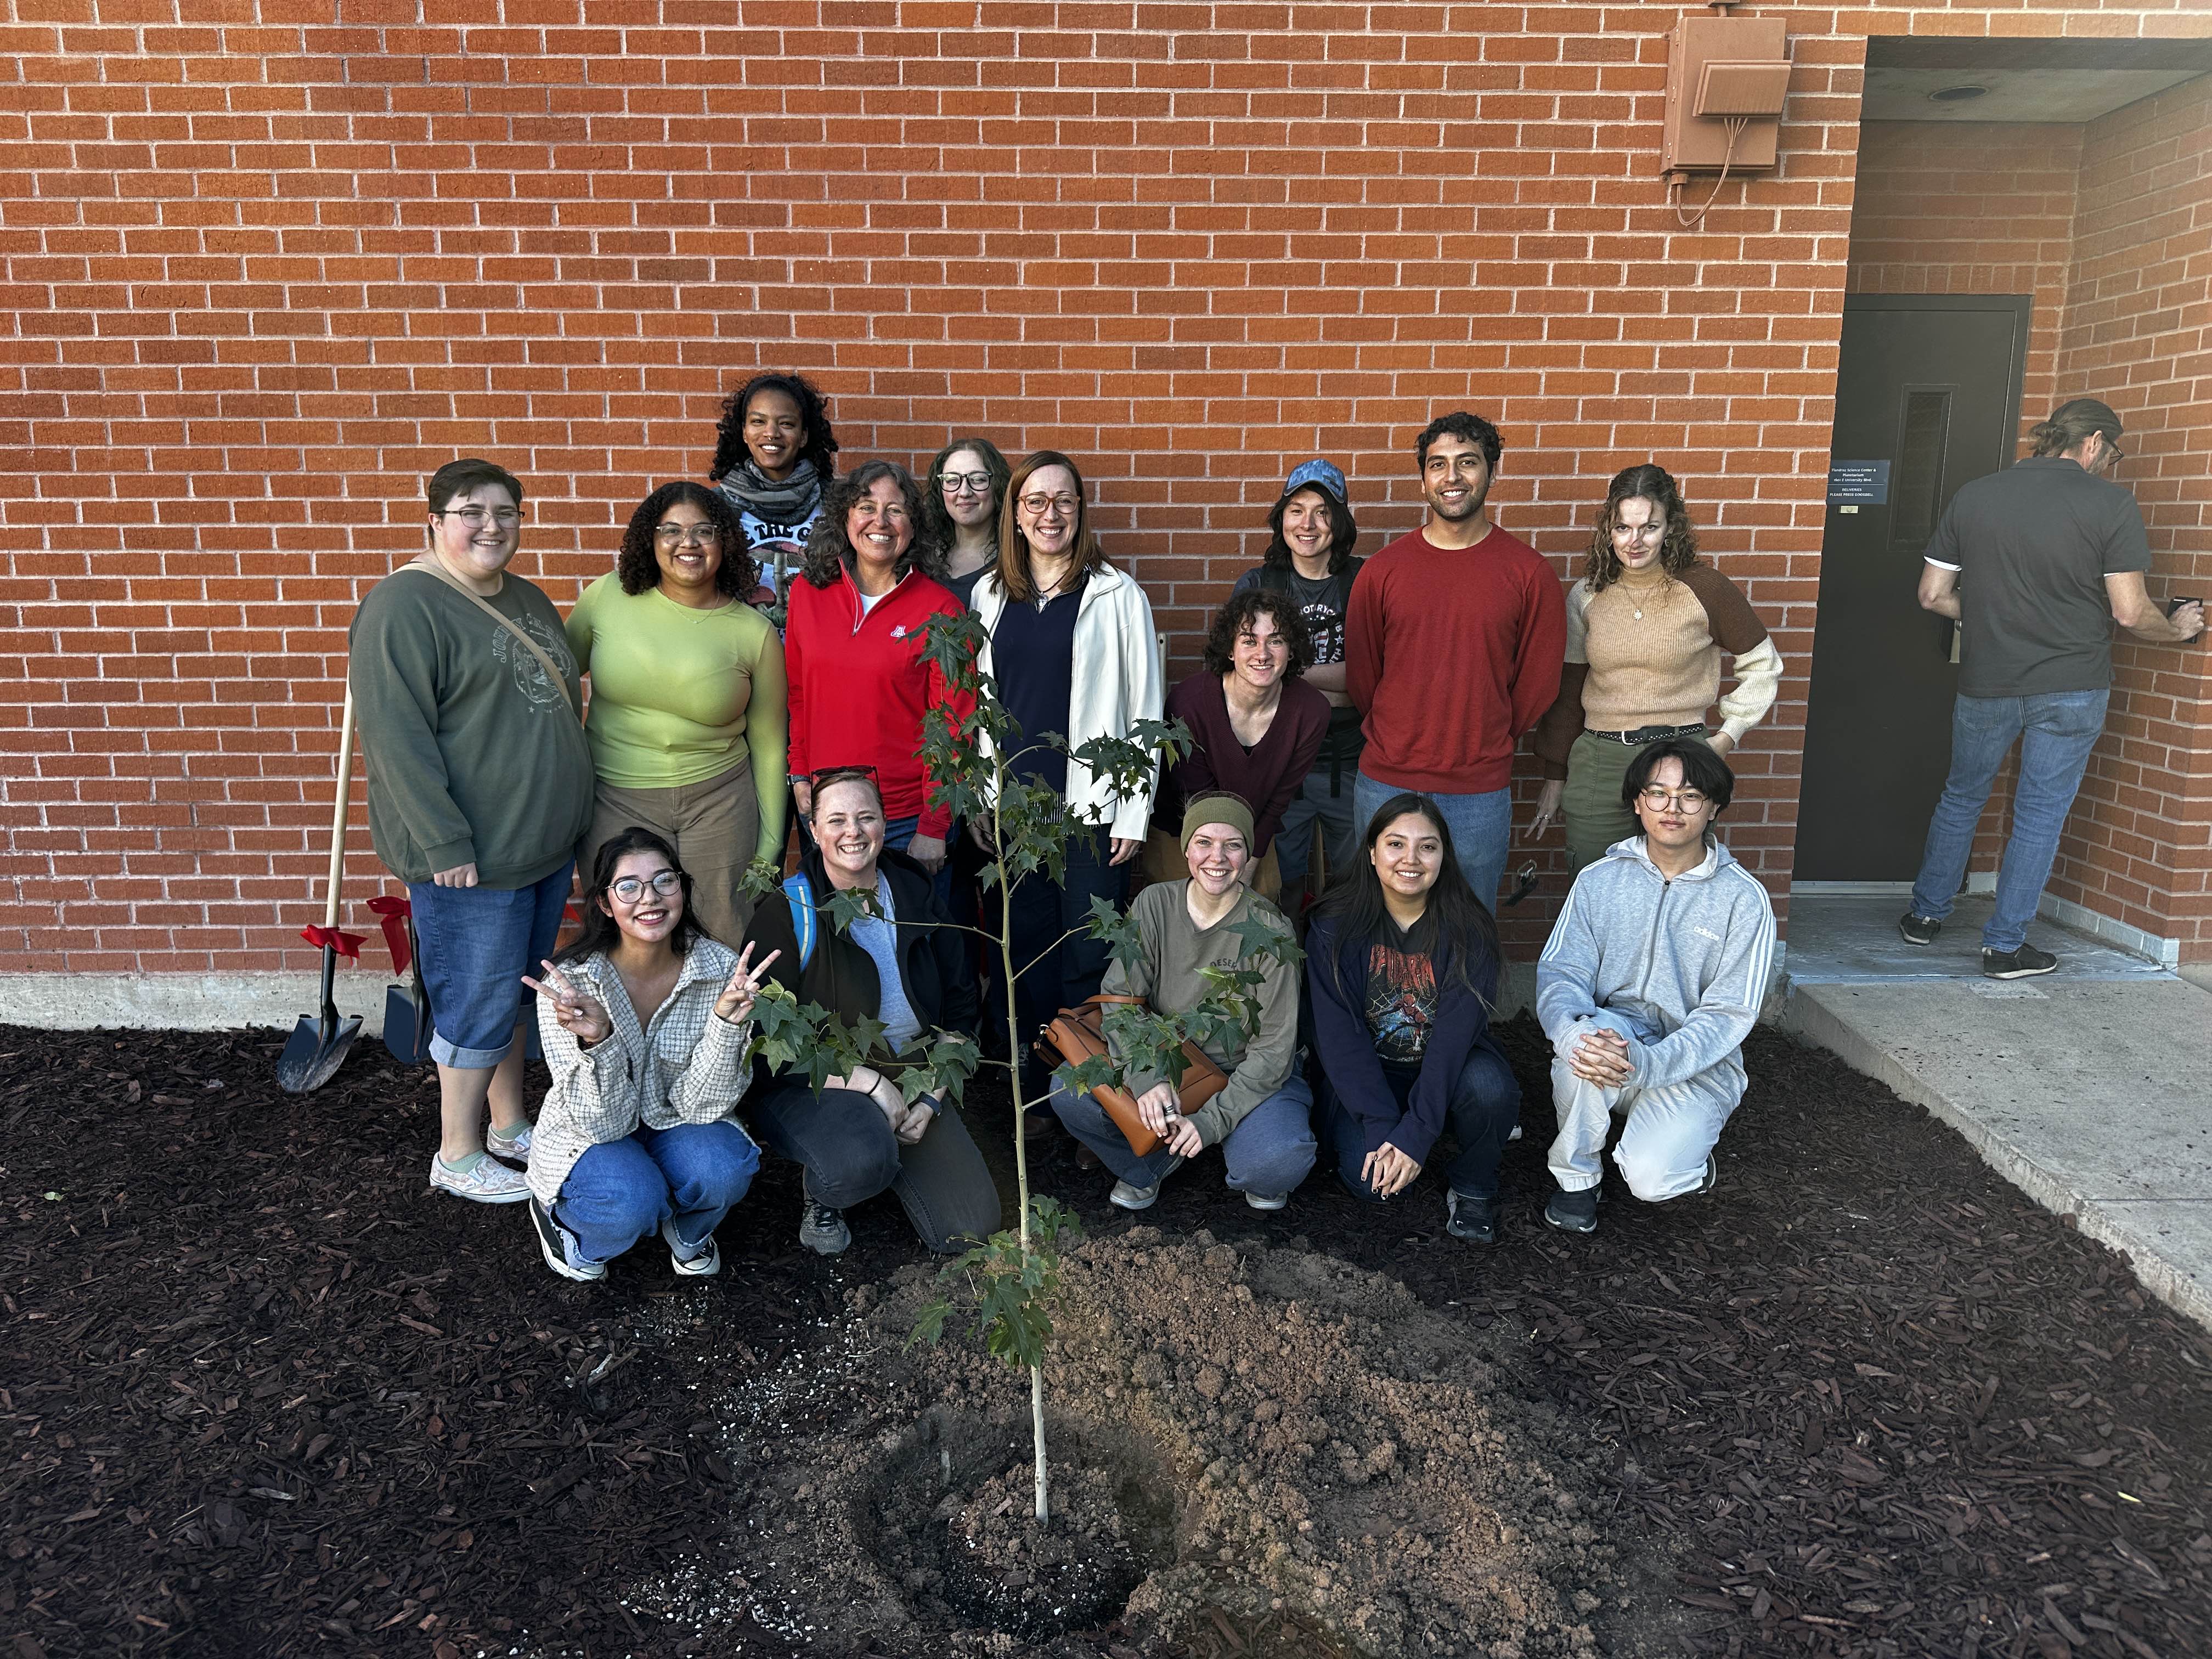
[608,870,682,904]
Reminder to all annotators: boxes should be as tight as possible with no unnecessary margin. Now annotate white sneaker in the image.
[662,1216,721,1277]
[428,1152,531,1205]
[1109,1155,1186,1211]
[1243,1190,1288,1211]
[486,1120,534,1162]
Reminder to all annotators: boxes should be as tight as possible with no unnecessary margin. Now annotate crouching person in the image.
[523,830,771,1281]
[1306,793,1521,1243]
[1537,739,1775,1233]
[740,768,1003,1257]
[1052,792,1316,1212]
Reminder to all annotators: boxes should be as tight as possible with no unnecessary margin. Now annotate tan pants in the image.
[583,761,763,945]
[1137,830,1281,904]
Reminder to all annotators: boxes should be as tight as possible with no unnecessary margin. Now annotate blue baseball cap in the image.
[1282,458,1347,504]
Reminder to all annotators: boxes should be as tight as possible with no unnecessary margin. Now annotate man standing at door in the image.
[1900,397,2204,978]
[1345,411,1565,909]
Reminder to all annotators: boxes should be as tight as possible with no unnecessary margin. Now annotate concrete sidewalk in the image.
[1779,973,2212,1331]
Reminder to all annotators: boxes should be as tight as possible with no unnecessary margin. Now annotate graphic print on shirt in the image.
[489,612,577,712]
[1364,943,1437,1064]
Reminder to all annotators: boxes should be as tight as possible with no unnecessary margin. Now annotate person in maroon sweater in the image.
[785,461,973,875]
[1345,410,1566,910]
[1151,589,1330,899]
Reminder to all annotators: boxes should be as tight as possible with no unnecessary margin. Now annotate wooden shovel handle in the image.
[323,687,357,930]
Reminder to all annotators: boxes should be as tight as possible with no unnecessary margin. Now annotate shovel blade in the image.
[277,1012,363,1094]
[383,982,434,1066]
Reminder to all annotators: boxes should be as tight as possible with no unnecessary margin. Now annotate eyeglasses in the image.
[608,869,682,904]
[654,523,723,546]
[437,506,522,528]
[940,471,994,496]
[1637,786,1711,813]
[1016,493,1080,518]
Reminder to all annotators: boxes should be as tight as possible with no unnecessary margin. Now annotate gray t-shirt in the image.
[1923,456,2152,697]
[848,881,921,1053]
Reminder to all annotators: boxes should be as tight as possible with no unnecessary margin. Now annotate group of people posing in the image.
[345,373,1801,1279]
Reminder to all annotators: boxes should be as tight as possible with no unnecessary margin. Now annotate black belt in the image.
[1585,723,1706,746]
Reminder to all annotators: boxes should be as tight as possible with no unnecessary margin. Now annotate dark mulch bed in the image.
[3,1016,2209,1658]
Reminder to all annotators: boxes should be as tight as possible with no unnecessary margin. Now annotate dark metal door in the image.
[1795,295,2029,881]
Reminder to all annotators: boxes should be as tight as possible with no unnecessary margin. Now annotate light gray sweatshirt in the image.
[1536,836,1776,1088]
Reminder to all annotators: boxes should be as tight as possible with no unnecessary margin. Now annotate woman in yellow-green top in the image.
[567,482,788,943]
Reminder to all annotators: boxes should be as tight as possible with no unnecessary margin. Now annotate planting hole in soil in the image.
[864,1408,1180,1643]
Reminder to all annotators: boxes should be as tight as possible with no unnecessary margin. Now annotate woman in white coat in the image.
[972,450,1164,1107]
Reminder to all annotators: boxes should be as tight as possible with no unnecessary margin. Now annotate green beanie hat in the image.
[1178,792,1256,853]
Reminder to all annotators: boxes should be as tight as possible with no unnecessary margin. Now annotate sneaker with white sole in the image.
[1446,1190,1499,1244]
[1109,1155,1185,1212]
[429,1151,531,1205]
[528,1198,606,1283]
[662,1216,721,1278]
[1543,1182,1602,1234]
[486,1120,534,1162]
[1243,1189,1288,1211]
[1898,911,1941,947]
[1982,942,2057,980]
[799,1201,850,1256]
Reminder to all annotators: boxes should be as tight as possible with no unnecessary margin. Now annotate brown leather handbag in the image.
[1036,993,1228,1158]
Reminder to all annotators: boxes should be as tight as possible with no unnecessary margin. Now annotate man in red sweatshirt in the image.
[1346,411,1565,910]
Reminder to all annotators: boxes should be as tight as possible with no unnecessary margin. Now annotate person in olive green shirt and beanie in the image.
[349,458,596,1206]
[567,481,788,943]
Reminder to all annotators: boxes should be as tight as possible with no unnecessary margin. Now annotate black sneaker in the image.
[528,1198,606,1283]
[1982,943,2058,980]
[799,1201,851,1256]
[1444,1190,1499,1244]
[1543,1183,1602,1234]
[1898,911,1941,946]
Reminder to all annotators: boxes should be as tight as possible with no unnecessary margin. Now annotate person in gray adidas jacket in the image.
[1534,738,1775,1234]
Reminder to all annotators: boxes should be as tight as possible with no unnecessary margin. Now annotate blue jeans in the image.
[408,861,574,1069]
[1316,1045,1521,1202]
[1908,689,2110,952]
[1354,772,1513,912]
[554,1119,760,1267]
[1274,764,1359,886]
[1052,1073,1318,1200]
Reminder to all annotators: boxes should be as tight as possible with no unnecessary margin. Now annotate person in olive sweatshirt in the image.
[349,458,596,1207]
[1048,792,1316,1214]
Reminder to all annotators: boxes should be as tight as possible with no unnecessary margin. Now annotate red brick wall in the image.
[2047,76,2212,956]
[2,4,2208,977]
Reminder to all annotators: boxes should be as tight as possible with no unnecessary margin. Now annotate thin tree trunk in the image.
[996,756,1051,1522]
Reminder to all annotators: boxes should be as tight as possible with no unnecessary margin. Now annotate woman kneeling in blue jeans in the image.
[522,828,773,1282]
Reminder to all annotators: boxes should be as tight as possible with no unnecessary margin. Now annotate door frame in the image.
[1794,291,2032,888]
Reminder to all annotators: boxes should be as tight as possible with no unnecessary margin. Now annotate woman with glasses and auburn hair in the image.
[708,370,839,623]
[1231,459,1367,907]
[973,450,1165,1108]
[519,828,774,1281]
[785,461,970,875]
[923,437,1012,608]
[1305,793,1520,1244]
[1151,589,1330,901]
[738,769,1002,1256]
[1530,463,1781,878]
[566,482,787,944]
[349,457,595,1206]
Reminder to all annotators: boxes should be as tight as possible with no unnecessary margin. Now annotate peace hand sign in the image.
[521,959,613,1047]
[713,942,782,1025]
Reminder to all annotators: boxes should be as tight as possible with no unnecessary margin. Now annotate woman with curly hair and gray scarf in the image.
[566,481,788,943]
[783,460,972,874]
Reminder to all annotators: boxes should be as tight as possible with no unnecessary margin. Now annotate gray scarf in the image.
[716,456,821,527]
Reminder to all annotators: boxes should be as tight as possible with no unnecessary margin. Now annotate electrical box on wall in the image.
[1661,12,1791,177]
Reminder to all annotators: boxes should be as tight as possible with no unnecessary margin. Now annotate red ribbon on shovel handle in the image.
[300,923,366,960]
[365,895,413,975]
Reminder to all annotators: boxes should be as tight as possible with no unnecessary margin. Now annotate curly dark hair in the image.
[1260,483,1359,574]
[921,436,1012,550]
[554,827,707,966]
[1584,463,1700,593]
[799,461,947,589]
[1200,588,1312,679]
[1415,410,1503,471]
[614,482,757,599]
[708,371,840,484]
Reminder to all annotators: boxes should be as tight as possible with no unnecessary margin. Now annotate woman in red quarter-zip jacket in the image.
[784,461,973,879]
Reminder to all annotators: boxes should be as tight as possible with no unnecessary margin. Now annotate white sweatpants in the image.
[1547,1022,1745,1201]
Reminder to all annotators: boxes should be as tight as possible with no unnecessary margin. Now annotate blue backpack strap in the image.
[782,873,817,973]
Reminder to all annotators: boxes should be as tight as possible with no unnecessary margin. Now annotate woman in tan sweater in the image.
[1531,465,1782,876]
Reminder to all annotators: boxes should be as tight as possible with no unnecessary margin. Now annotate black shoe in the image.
[1543,1183,1602,1234]
[1898,911,1941,946]
[1445,1190,1498,1244]
[1982,943,2057,980]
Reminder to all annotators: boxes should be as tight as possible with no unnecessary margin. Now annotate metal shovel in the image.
[278,689,364,1093]
[383,910,433,1066]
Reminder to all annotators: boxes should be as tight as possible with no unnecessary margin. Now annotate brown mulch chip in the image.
[2,1018,2209,1657]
